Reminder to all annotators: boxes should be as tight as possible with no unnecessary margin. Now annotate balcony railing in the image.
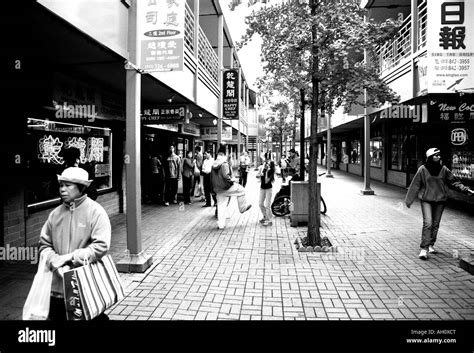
[198,27,219,83]
[184,3,219,85]
[417,0,427,51]
[371,0,427,74]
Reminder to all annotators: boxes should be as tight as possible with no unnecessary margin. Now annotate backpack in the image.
[211,162,233,191]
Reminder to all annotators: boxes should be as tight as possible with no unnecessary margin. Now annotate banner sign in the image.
[180,122,200,136]
[428,95,474,123]
[141,105,188,123]
[427,0,474,93]
[138,0,185,72]
[223,69,239,119]
[200,126,232,141]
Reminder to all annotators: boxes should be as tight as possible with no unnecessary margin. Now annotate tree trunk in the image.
[308,0,321,247]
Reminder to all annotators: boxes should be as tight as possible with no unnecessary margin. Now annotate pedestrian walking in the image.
[164,145,181,206]
[150,153,164,204]
[193,146,204,200]
[405,147,474,260]
[39,167,111,320]
[201,150,216,207]
[239,151,251,187]
[257,152,275,226]
[181,150,195,205]
[211,144,252,230]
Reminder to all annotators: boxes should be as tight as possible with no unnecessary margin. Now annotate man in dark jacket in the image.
[211,144,251,229]
[164,145,181,206]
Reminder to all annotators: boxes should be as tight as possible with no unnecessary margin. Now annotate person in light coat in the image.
[39,167,111,320]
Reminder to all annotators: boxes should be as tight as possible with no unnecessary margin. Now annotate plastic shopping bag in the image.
[23,251,53,320]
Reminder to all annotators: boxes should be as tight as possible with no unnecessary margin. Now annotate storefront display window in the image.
[26,118,112,206]
[370,138,383,168]
[451,151,474,180]
[350,140,360,164]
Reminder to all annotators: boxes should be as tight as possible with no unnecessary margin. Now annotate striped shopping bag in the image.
[63,255,124,320]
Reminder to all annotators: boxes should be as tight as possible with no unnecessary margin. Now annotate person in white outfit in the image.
[257,152,275,226]
[211,144,252,229]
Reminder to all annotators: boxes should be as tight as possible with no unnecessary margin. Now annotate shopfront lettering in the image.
[451,128,468,145]
[379,104,421,122]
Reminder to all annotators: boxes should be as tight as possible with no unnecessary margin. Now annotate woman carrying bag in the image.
[405,148,474,260]
[36,167,112,320]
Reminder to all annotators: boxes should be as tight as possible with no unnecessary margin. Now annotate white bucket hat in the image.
[57,167,92,186]
[426,148,441,159]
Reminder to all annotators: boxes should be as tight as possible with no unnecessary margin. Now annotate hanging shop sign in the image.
[200,126,232,141]
[138,0,185,72]
[428,95,474,123]
[223,69,239,119]
[180,122,200,137]
[427,0,474,93]
[141,105,188,123]
[450,127,469,146]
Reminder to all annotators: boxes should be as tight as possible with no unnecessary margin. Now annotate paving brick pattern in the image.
[105,168,474,321]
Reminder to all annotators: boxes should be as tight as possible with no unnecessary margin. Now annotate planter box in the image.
[289,181,320,227]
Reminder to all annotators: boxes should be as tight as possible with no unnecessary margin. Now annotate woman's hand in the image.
[50,254,73,272]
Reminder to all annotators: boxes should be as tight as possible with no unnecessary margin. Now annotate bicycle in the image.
[271,173,327,217]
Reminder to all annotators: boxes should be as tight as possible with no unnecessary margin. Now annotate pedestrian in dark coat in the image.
[405,148,474,260]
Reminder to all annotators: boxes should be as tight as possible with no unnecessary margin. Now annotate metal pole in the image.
[217,14,223,148]
[326,112,333,178]
[300,88,305,180]
[361,14,374,195]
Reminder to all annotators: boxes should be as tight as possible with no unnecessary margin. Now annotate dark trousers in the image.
[239,168,248,187]
[420,201,446,249]
[182,175,192,203]
[165,178,178,203]
[150,173,164,202]
[203,173,215,206]
[49,297,109,321]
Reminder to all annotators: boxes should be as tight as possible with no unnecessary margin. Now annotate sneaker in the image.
[419,249,428,260]
[259,219,266,224]
[164,202,170,206]
[263,220,273,226]
[428,245,437,254]
[242,204,252,213]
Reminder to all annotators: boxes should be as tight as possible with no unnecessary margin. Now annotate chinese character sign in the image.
[138,0,185,72]
[427,0,474,93]
[223,69,239,119]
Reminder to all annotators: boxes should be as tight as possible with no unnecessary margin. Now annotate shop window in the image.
[25,118,112,206]
[370,138,383,168]
[350,140,360,164]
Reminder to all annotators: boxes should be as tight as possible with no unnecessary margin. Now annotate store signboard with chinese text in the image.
[200,126,232,141]
[138,0,185,72]
[427,0,474,93]
[428,95,474,122]
[141,105,188,123]
[223,69,239,119]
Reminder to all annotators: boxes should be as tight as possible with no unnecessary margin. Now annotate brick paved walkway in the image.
[106,168,474,321]
[1,168,472,320]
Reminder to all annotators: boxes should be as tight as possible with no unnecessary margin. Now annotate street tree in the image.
[231,0,400,246]
[267,102,296,160]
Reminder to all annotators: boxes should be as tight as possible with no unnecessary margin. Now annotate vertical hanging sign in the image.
[223,69,239,119]
[427,0,474,93]
[138,0,185,72]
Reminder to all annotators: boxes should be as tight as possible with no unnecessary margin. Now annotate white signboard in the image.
[427,0,474,93]
[200,126,232,141]
[138,0,185,72]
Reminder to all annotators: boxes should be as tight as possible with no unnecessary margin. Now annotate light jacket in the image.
[39,194,111,297]
[405,165,471,206]
[202,157,214,174]
[211,155,233,192]
[165,153,181,178]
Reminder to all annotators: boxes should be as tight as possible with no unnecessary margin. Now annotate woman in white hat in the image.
[38,167,112,320]
[405,148,474,260]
